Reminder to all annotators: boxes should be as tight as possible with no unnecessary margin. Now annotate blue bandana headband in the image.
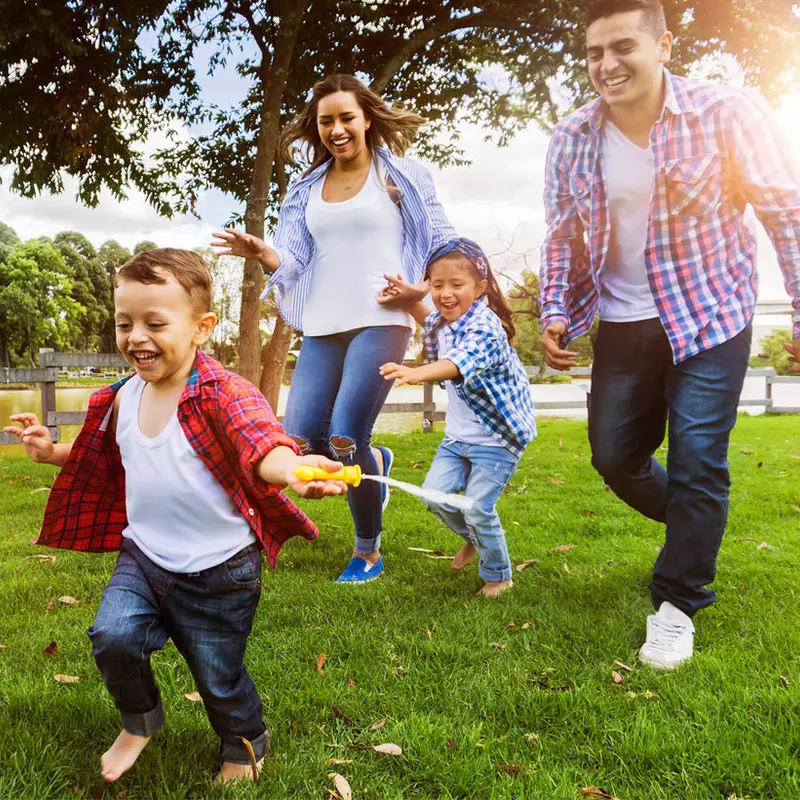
[426,237,490,279]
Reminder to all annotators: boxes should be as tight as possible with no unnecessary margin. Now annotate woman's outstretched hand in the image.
[376,273,429,309]
[211,229,280,272]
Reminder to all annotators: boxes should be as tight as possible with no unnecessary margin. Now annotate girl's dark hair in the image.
[428,253,516,344]
[279,74,427,175]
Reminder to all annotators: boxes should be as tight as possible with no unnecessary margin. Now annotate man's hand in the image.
[285,455,347,499]
[785,339,800,374]
[542,322,578,371]
[379,362,422,386]
[3,413,55,463]
[376,273,429,309]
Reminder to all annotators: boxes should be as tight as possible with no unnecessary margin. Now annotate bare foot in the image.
[476,579,513,598]
[100,730,151,782]
[451,542,477,571]
[352,549,381,567]
[214,758,264,785]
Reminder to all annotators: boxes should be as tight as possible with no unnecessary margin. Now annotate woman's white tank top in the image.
[116,374,256,573]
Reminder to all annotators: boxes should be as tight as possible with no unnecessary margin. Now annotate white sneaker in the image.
[637,601,695,670]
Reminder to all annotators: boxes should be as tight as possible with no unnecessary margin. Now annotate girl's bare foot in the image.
[451,542,477,571]
[476,579,513,598]
[100,730,151,782]
[214,758,264,785]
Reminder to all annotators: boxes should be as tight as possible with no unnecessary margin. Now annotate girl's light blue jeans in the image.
[422,438,520,582]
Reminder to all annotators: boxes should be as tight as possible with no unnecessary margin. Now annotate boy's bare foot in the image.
[214,758,264,785]
[476,579,513,598]
[451,542,477,571]
[100,730,151,782]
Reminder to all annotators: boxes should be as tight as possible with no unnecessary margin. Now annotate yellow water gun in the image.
[294,464,362,487]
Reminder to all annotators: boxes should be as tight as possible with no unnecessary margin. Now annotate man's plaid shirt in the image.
[540,69,800,363]
[423,300,537,456]
[36,350,317,568]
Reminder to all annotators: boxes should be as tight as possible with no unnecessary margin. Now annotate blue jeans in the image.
[588,319,752,616]
[88,540,267,764]
[422,438,520,582]
[283,325,411,555]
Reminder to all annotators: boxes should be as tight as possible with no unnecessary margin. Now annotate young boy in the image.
[4,248,346,785]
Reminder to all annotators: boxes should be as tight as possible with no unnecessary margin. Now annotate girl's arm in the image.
[380,359,459,387]
[3,413,72,467]
[211,228,280,273]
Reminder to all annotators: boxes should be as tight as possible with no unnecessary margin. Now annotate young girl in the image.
[378,238,536,597]
[212,74,455,584]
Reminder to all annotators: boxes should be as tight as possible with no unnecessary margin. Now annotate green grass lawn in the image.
[1,416,799,799]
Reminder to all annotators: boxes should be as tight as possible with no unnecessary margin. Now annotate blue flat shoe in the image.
[376,445,394,512]
[336,556,385,584]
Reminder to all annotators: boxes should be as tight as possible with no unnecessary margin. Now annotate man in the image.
[539,0,800,668]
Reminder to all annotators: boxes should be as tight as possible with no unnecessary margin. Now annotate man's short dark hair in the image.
[587,0,667,38]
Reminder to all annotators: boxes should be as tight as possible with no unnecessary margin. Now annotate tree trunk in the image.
[237,0,308,384]
[259,150,294,409]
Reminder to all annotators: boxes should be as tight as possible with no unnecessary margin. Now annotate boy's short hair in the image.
[115,248,213,315]
[586,0,667,38]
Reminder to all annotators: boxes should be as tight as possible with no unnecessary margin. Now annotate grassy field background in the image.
[1,416,799,799]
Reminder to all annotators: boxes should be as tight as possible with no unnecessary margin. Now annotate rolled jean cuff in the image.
[121,700,164,737]
[354,533,381,555]
[220,729,270,764]
[478,564,513,583]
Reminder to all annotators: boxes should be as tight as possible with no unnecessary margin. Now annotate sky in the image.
[0,77,798,319]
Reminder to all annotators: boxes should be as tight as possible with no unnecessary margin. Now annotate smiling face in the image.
[114,271,216,390]
[316,90,371,165]
[586,10,672,116]
[428,257,488,324]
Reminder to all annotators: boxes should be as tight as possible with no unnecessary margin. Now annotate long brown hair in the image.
[428,253,517,345]
[279,74,427,175]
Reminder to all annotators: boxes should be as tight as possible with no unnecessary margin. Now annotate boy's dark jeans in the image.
[88,539,268,765]
[588,319,752,617]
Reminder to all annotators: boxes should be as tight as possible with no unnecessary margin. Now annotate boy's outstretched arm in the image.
[379,359,459,387]
[377,273,432,325]
[3,414,72,467]
[257,447,347,498]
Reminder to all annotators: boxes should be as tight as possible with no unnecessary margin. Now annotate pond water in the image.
[2,375,798,456]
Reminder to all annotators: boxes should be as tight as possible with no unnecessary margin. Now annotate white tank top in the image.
[117,375,256,573]
[599,120,660,322]
[302,161,413,336]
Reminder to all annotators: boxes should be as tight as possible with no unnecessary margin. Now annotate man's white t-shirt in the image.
[598,120,660,322]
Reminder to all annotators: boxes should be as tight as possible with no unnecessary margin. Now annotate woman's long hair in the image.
[279,74,427,175]
[429,253,517,345]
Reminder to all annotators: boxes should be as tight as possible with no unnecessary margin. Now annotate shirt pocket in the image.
[568,172,594,228]
[664,153,723,216]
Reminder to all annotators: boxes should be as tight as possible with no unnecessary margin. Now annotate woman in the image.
[213,74,454,583]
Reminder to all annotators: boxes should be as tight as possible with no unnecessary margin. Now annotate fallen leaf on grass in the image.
[183,692,202,702]
[408,547,437,553]
[0,644,6,648]
[627,690,656,700]
[580,787,620,800]
[562,562,570,573]
[505,620,516,630]
[425,629,432,640]
[42,641,58,657]
[523,732,540,744]
[45,601,56,613]
[612,670,625,685]
[550,544,577,552]
[328,773,352,800]
[614,660,633,673]
[558,437,563,447]
[521,620,532,630]
[788,504,800,515]
[756,542,773,551]
[59,596,82,606]
[30,487,51,494]
[324,758,353,767]
[332,707,356,726]
[316,653,326,675]
[446,738,459,751]
[515,559,538,572]
[347,677,355,688]
[497,764,522,778]
[369,719,386,731]
[53,674,84,683]
[781,676,790,687]
[547,477,565,485]
[579,509,597,516]
[373,743,402,756]
[490,642,505,651]
[422,553,454,560]
[26,554,56,563]
[511,521,520,526]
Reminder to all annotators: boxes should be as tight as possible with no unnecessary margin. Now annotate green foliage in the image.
[0,240,84,366]
[133,240,159,254]
[1,417,799,797]
[758,328,795,375]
